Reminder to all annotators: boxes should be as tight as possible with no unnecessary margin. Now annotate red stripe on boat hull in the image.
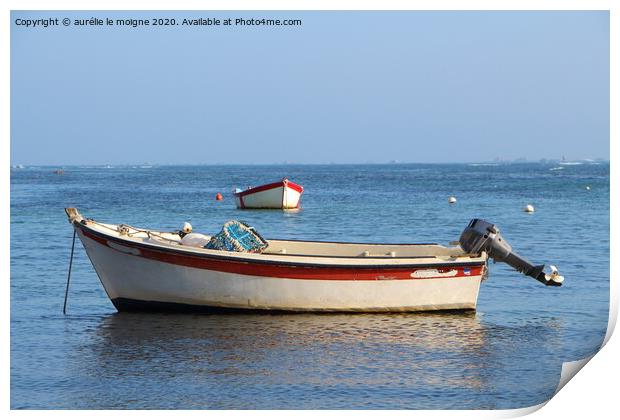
[78,224,484,281]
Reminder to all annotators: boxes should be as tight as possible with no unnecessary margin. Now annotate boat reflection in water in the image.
[74,312,502,408]
[67,311,564,409]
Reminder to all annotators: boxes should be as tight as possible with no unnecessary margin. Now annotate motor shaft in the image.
[459,219,563,286]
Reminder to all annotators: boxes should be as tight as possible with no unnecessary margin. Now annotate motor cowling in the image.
[459,219,563,286]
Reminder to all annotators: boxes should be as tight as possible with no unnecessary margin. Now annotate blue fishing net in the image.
[204,220,268,253]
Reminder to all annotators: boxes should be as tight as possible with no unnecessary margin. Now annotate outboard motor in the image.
[459,219,564,286]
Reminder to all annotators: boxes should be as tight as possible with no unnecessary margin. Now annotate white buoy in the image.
[586,185,591,191]
[182,222,193,234]
[524,204,535,213]
[448,196,457,204]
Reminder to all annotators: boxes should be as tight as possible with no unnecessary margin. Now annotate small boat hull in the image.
[234,179,303,209]
[73,218,486,313]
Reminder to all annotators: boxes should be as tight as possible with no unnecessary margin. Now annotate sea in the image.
[10,162,610,409]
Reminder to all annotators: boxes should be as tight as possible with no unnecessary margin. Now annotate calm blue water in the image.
[10,163,609,409]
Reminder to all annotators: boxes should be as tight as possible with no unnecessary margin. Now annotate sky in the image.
[10,10,610,165]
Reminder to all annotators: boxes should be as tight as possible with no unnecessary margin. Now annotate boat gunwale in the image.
[74,220,488,269]
[265,237,440,246]
[233,180,304,197]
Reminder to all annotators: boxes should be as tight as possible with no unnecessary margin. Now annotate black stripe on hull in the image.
[112,298,257,313]
[111,297,476,314]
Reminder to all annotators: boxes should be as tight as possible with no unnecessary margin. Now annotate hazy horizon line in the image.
[10,158,610,167]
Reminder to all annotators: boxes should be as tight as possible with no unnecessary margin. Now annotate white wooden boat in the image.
[233,178,303,209]
[64,208,563,313]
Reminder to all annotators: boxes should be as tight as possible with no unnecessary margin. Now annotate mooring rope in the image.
[62,229,76,315]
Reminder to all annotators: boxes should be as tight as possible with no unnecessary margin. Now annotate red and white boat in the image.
[233,178,303,209]
[64,208,562,313]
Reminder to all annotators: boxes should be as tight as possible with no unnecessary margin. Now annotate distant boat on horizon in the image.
[233,178,303,210]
